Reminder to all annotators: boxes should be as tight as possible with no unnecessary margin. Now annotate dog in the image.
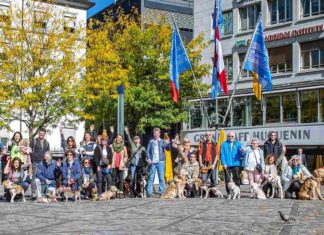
[3,181,25,203]
[139,175,147,198]
[173,169,188,199]
[200,184,223,199]
[91,188,99,201]
[161,182,177,199]
[100,186,118,200]
[240,170,249,185]
[45,187,57,202]
[227,181,240,199]
[251,182,267,200]
[59,186,81,203]
[313,168,324,185]
[123,180,131,197]
[262,175,284,199]
[298,176,323,200]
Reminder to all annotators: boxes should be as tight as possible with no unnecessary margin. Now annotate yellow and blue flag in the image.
[244,18,272,99]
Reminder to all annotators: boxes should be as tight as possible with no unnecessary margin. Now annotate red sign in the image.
[265,24,324,42]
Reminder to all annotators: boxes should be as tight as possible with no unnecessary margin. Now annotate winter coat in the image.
[220,140,244,167]
[93,145,112,169]
[61,160,81,182]
[35,160,60,183]
[263,139,282,158]
[110,145,128,170]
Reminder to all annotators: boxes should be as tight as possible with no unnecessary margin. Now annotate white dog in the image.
[251,182,267,200]
[227,181,240,199]
[264,176,284,199]
[139,177,147,198]
[200,185,223,199]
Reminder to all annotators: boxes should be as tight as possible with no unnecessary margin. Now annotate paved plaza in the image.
[0,185,323,235]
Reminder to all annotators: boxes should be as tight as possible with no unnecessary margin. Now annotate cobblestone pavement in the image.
[0,185,323,235]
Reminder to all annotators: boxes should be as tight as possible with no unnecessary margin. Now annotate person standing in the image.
[198,131,218,186]
[220,131,245,198]
[297,148,307,168]
[146,128,170,198]
[30,128,50,199]
[263,131,282,159]
[79,132,96,163]
[242,138,265,197]
[125,127,146,197]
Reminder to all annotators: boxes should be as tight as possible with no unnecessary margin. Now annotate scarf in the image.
[112,142,124,153]
[292,164,301,176]
[84,167,91,175]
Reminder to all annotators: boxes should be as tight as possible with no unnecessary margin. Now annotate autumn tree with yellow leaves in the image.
[82,9,210,134]
[0,0,85,139]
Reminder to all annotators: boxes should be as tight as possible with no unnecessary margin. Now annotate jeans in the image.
[130,164,140,194]
[147,161,165,196]
[111,168,124,192]
[201,165,218,187]
[285,181,301,199]
[96,167,112,195]
[31,162,40,196]
[35,178,56,198]
[224,166,240,194]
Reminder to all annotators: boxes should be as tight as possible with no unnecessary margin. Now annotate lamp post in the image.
[117,85,124,138]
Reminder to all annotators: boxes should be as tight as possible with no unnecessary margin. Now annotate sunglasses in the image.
[228,136,234,137]
[84,161,90,164]
[206,134,212,136]
[183,141,190,143]
[68,139,73,142]
[67,154,73,156]
[251,143,257,145]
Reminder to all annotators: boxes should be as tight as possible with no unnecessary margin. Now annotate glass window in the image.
[239,53,251,78]
[233,97,247,127]
[189,102,202,129]
[301,90,318,123]
[320,89,324,122]
[251,96,263,126]
[270,0,292,24]
[302,0,324,17]
[64,15,76,34]
[219,98,230,127]
[269,45,292,73]
[222,11,233,36]
[282,93,297,122]
[266,96,280,123]
[301,40,324,69]
[224,55,233,81]
[239,4,261,31]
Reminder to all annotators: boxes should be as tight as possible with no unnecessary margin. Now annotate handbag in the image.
[252,150,262,174]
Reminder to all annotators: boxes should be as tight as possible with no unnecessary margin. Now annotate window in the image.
[249,96,263,126]
[34,11,47,32]
[269,0,292,24]
[266,96,280,123]
[301,40,324,69]
[224,55,233,81]
[189,102,202,129]
[301,0,324,17]
[320,89,324,122]
[64,15,76,34]
[233,97,247,126]
[239,4,261,31]
[222,11,233,36]
[268,45,292,73]
[282,93,297,122]
[239,53,252,78]
[219,98,230,127]
[301,90,318,123]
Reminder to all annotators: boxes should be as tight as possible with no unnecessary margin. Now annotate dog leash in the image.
[224,168,233,182]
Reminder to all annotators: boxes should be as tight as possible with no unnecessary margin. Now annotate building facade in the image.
[183,0,324,169]
[0,0,93,150]
[92,0,194,42]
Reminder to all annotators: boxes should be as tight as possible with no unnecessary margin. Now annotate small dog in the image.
[161,182,177,199]
[227,181,240,199]
[200,185,223,199]
[3,181,25,203]
[139,176,147,198]
[59,186,81,203]
[173,169,188,199]
[91,188,99,201]
[263,175,284,199]
[100,186,118,200]
[45,187,57,202]
[240,170,249,185]
[251,182,267,200]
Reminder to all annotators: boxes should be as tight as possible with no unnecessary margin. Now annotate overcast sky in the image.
[87,0,114,18]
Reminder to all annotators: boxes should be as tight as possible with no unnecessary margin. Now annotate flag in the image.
[244,18,272,97]
[217,129,226,172]
[211,0,228,100]
[169,22,191,103]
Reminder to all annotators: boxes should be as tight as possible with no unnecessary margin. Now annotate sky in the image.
[87,0,114,18]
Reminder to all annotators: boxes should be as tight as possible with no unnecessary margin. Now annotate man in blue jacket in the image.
[35,151,61,200]
[220,131,245,197]
[146,127,170,197]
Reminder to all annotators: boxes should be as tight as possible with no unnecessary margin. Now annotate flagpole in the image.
[222,14,262,125]
[214,0,219,143]
[172,16,211,126]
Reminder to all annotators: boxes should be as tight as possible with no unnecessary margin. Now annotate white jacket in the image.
[281,165,311,191]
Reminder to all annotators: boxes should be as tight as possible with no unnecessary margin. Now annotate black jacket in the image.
[30,138,50,163]
[93,145,112,169]
[263,139,282,158]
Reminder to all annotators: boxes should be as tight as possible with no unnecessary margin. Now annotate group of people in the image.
[0,126,314,202]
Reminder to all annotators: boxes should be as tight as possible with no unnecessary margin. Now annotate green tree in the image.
[82,9,210,134]
[0,0,85,139]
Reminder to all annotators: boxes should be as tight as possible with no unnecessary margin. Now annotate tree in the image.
[82,9,210,134]
[0,0,85,139]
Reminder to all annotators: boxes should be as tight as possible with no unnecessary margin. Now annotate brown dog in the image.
[173,169,188,199]
[100,186,118,200]
[3,181,25,203]
[91,188,99,201]
[161,182,177,199]
[313,168,324,185]
[298,176,323,200]
[58,186,81,203]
